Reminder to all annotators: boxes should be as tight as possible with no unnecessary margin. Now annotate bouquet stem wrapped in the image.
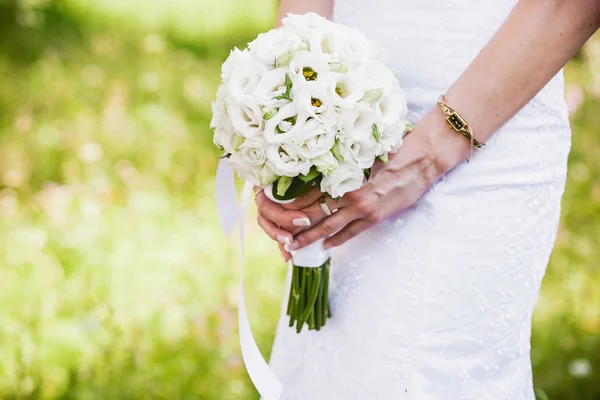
[265,184,331,331]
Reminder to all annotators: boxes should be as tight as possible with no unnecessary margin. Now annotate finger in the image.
[293,209,357,250]
[281,186,323,210]
[255,190,311,230]
[257,214,294,246]
[301,195,341,226]
[323,219,373,249]
[278,242,291,262]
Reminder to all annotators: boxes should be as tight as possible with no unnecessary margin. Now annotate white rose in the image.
[211,98,240,153]
[282,13,333,43]
[266,143,311,177]
[320,161,364,198]
[227,153,261,186]
[223,49,265,99]
[226,98,264,138]
[248,28,303,66]
[374,85,408,128]
[239,136,267,166]
[378,123,406,154]
[337,132,379,169]
[359,61,399,96]
[313,151,338,174]
[296,119,335,159]
[337,102,377,142]
[328,26,385,66]
[263,103,308,145]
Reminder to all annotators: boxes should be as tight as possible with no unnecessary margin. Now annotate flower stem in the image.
[296,267,321,333]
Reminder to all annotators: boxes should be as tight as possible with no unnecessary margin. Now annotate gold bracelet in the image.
[437,95,484,162]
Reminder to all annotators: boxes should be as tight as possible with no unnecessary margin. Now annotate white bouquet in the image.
[212,13,411,332]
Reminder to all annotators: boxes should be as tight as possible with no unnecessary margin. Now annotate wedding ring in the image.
[319,197,332,216]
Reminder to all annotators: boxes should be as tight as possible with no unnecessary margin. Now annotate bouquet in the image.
[211,12,411,332]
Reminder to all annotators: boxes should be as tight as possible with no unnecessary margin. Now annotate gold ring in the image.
[319,197,332,216]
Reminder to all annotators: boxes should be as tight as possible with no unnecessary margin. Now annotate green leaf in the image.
[328,62,348,73]
[535,389,549,400]
[285,73,293,91]
[372,123,381,142]
[360,88,383,105]
[271,176,316,201]
[363,168,371,181]
[299,167,320,182]
[377,153,389,164]
[263,107,277,120]
[331,141,344,162]
[276,176,294,196]
[405,122,414,133]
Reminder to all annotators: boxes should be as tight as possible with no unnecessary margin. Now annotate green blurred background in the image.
[0,0,598,399]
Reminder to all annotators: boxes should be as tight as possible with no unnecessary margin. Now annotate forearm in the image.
[276,0,333,26]
[435,0,600,167]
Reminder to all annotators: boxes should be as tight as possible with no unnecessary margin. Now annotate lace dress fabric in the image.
[267,1,571,398]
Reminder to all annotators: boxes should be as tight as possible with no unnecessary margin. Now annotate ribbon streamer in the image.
[215,159,283,400]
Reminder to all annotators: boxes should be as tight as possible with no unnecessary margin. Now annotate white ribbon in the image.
[215,158,283,400]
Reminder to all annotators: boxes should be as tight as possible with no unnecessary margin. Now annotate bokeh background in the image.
[0,0,598,399]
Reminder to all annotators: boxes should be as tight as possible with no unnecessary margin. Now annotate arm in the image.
[284,0,600,250]
[438,0,600,169]
[276,0,333,26]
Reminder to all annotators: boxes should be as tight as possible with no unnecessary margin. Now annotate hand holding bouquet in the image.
[212,13,411,332]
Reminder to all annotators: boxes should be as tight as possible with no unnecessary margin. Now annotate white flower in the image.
[320,161,364,198]
[259,164,278,186]
[374,86,408,129]
[282,13,333,43]
[338,132,379,169]
[253,67,289,107]
[292,79,335,118]
[228,153,261,186]
[239,136,267,166]
[222,49,265,99]
[329,71,366,109]
[263,103,307,144]
[289,50,331,84]
[248,28,303,66]
[378,124,406,154]
[337,102,377,142]
[328,26,385,66]
[211,99,238,153]
[360,61,399,96]
[266,143,311,177]
[313,151,338,174]
[296,119,335,159]
[226,98,264,138]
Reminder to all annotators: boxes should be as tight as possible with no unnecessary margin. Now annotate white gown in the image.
[267,0,571,399]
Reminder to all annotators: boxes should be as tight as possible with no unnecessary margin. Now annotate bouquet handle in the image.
[264,183,330,267]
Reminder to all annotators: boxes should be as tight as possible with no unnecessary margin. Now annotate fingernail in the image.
[323,242,332,250]
[276,235,291,245]
[292,217,311,227]
[284,241,300,251]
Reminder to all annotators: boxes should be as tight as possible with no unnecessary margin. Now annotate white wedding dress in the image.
[267,0,571,399]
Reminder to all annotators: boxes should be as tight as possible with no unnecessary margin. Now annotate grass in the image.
[0,0,598,398]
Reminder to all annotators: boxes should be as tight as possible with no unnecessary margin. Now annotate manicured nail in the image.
[276,235,291,245]
[284,241,300,251]
[323,242,332,250]
[292,217,311,227]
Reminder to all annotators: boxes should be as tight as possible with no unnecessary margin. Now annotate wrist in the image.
[417,108,472,175]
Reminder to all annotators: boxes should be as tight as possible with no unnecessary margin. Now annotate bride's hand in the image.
[289,111,471,250]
